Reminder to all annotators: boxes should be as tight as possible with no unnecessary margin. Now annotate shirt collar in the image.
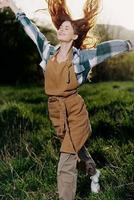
[54,44,61,51]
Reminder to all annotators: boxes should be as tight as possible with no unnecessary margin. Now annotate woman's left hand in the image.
[0,0,10,8]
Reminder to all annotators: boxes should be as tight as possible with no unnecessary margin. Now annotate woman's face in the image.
[57,21,78,43]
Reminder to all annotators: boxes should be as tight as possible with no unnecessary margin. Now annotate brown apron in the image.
[44,51,92,154]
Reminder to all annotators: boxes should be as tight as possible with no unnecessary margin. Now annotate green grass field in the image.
[0,82,134,200]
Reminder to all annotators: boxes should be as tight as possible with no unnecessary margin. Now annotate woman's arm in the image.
[0,0,52,61]
[81,39,134,69]
[16,12,51,60]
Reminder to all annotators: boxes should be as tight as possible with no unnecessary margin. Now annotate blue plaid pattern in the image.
[16,12,134,85]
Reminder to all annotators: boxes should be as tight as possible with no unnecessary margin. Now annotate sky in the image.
[14,0,134,30]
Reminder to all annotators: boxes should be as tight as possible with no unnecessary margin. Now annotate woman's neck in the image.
[55,41,73,63]
[59,41,73,57]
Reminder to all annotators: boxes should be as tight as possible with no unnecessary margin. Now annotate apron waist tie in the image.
[48,94,80,161]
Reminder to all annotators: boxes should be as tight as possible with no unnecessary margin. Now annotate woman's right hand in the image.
[0,0,20,14]
[0,0,10,8]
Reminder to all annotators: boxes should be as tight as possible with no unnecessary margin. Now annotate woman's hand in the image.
[0,0,10,8]
[0,0,20,14]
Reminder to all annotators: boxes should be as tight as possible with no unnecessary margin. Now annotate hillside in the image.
[96,24,134,40]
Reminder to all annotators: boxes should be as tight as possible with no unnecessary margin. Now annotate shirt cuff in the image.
[126,40,134,51]
[16,11,26,20]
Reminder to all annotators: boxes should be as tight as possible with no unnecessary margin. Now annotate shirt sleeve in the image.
[81,39,134,69]
[16,12,51,60]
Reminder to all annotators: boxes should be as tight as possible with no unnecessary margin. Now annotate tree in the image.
[0,9,58,84]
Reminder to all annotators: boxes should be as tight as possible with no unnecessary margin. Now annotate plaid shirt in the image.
[16,12,134,85]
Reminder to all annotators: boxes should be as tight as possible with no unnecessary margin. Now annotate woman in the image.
[0,0,134,199]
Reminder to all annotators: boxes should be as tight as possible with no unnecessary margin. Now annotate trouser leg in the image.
[57,152,78,200]
[78,145,96,176]
[78,146,101,193]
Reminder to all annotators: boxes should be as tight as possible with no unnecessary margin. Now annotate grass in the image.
[0,81,134,200]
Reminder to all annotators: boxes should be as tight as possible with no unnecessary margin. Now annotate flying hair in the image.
[46,0,100,49]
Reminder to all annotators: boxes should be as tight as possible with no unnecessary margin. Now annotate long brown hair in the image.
[46,0,100,49]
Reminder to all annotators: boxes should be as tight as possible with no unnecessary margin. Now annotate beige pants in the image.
[57,146,96,200]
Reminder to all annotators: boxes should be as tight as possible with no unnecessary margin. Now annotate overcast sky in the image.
[14,0,134,30]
